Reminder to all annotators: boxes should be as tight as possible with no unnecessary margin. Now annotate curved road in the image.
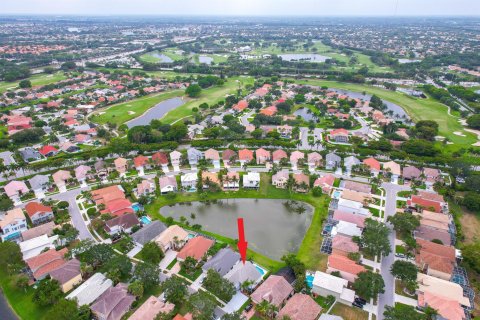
[0,289,18,320]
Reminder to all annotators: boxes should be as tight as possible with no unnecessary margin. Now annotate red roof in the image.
[152,152,169,165]
[177,236,214,261]
[39,145,58,156]
[233,100,248,112]
[133,155,149,168]
[272,149,288,161]
[408,195,442,213]
[238,149,253,161]
[24,202,53,218]
[328,254,365,276]
[363,157,381,171]
[260,106,278,116]
[330,128,349,136]
[104,198,133,216]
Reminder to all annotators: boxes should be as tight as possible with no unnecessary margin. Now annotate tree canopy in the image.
[353,271,385,300]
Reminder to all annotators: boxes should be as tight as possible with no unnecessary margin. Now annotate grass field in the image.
[296,79,478,148]
[0,72,66,93]
[160,76,254,124]
[330,303,369,320]
[192,53,228,65]
[139,48,185,64]
[90,90,183,125]
[146,173,329,271]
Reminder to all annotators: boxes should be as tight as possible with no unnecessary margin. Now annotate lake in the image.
[151,52,174,63]
[160,198,314,260]
[198,56,213,65]
[279,53,330,63]
[126,97,185,128]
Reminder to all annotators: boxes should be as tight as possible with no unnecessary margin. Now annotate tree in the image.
[276,102,292,114]
[359,218,391,259]
[401,139,437,156]
[0,241,24,275]
[387,213,420,237]
[203,269,236,302]
[188,291,217,320]
[138,242,164,265]
[221,311,243,320]
[186,84,202,97]
[466,114,480,129]
[463,192,480,211]
[353,271,385,300]
[133,262,159,289]
[80,243,116,268]
[15,274,29,291]
[162,276,187,304]
[18,79,31,88]
[390,260,418,292]
[45,298,80,320]
[383,305,424,320]
[128,281,144,298]
[33,279,63,306]
[462,241,480,273]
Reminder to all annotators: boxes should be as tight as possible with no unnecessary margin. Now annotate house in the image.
[92,185,133,216]
[383,161,401,183]
[28,174,50,199]
[312,271,355,305]
[238,149,254,165]
[22,221,55,241]
[293,173,309,192]
[4,180,29,205]
[251,275,294,307]
[260,105,277,116]
[417,291,466,320]
[169,151,182,172]
[340,189,372,205]
[255,148,271,165]
[314,174,335,194]
[20,233,59,259]
[20,148,42,162]
[272,149,288,164]
[53,170,72,193]
[224,261,263,290]
[187,148,203,169]
[181,173,198,191]
[94,160,109,181]
[104,213,140,236]
[0,208,28,241]
[290,151,304,170]
[155,225,189,251]
[75,134,92,144]
[90,283,135,320]
[363,157,381,176]
[152,152,170,172]
[333,221,362,238]
[222,149,237,168]
[39,145,58,157]
[59,141,80,153]
[129,296,175,320]
[25,202,54,225]
[329,128,349,143]
[403,165,422,181]
[50,258,82,293]
[332,210,366,229]
[277,125,293,138]
[332,234,359,257]
[158,176,177,194]
[25,248,68,280]
[407,194,445,213]
[423,168,441,188]
[243,171,260,189]
[131,220,167,246]
[75,165,91,187]
[133,155,150,176]
[223,171,240,190]
[415,239,456,280]
[272,170,289,189]
[307,152,322,171]
[202,171,220,189]
[204,149,220,169]
[277,293,322,320]
[416,273,471,308]
[325,153,341,170]
[176,236,214,261]
[136,179,156,197]
[232,100,248,112]
[344,156,360,175]
[414,210,452,245]
[327,254,365,283]
[66,273,113,306]
[202,248,240,276]
[114,157,128,177]
[343,181,372,194]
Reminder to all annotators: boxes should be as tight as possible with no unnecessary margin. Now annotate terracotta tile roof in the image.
[415,239,456,275]
[222,149,237,161]
[204,148,220,161]
[133,155,149,168]
[417,191,445,203]
[26,248,68,279]
[418,292,465,320]
[332,235,359,253]
[328,254,365,276]
[251,275,293,307]
[39,145,58,156]
[177,236,214,261]
[343,181,371,193]
[129,296,175,320]
[272,149,288,161]
[363,157,381,171]
[24,202,53,218]
[332,210,366,228]
[50,258,81,285]
[238,149,253,161]
[152,152,169,165]
[277,293,322,320]
[408,195,442,213]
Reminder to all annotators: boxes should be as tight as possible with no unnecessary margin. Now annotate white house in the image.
[243,172,260,189]
[28,175,50,200]
[159,176,178,194]
[67,273,113,306]
[181,173,198,191]
[169,151,182,172]
[20,234,59,260]
[0,208,28,242]
[312,271,355,305]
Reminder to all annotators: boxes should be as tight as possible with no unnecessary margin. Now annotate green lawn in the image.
[145,173,329,272]
[0,72,67,93]
[296,79,478,148]
[0,270,50,320]
[160,76,254,124]
[90,90,183,125]
[139,49,185,64]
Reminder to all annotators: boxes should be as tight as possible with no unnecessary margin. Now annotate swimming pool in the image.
[254,263,267,276]
[306,273,314,288]
[333,190,341,199]
[187,233,196,240]
[132,203,143,212]
[140,216,151,225]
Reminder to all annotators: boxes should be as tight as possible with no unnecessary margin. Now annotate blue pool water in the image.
[306,274,314,288]
[333,190,341,199]
[140,216,151,224]
[132,203,142,212]
[255,265,266,275]
[187,233,196,240]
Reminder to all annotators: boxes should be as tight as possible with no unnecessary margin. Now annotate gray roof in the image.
[50,259,81,285]
[0,151,15,166]
[66,273,113,306]
[28,174,50,190]
[202,248,240,276]
[131,220,167,245]
[20,148,41,161]
[187,147,203,162]
[326,153,341,163]
[344,156,360,167]
[224,261,262,287]
[320,315,344,320]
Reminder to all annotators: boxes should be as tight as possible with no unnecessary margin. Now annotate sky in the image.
[1,0,479,17]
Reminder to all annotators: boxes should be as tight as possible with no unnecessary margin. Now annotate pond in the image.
[198,56,213,65]
[330,88,410,120]
[294,107,316,121]
[126,97,185,128]
[279,53,330,63]
[160,198,314,260]
[151,52,174,63]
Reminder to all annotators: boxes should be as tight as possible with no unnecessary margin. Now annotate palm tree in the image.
[423,306,439,320]
[256,300,270,317]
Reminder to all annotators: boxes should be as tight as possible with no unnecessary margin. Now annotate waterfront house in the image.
[159,176,178,194]
[50,258,82,293]
[202,248,240,277]
[104,213,140,236]
[272,170,289,189]
[223,171,240,190]
[314,174,335,195]
[155,225,189,251]
[243,171,260,189]
[25,247,68,281]
[181,173,198,191]
[176,236,214,262]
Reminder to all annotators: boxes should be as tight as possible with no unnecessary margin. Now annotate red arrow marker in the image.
[237,218,248,264]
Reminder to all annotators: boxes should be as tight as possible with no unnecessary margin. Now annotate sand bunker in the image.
[127,111,136,115]
[453,131,466,137]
